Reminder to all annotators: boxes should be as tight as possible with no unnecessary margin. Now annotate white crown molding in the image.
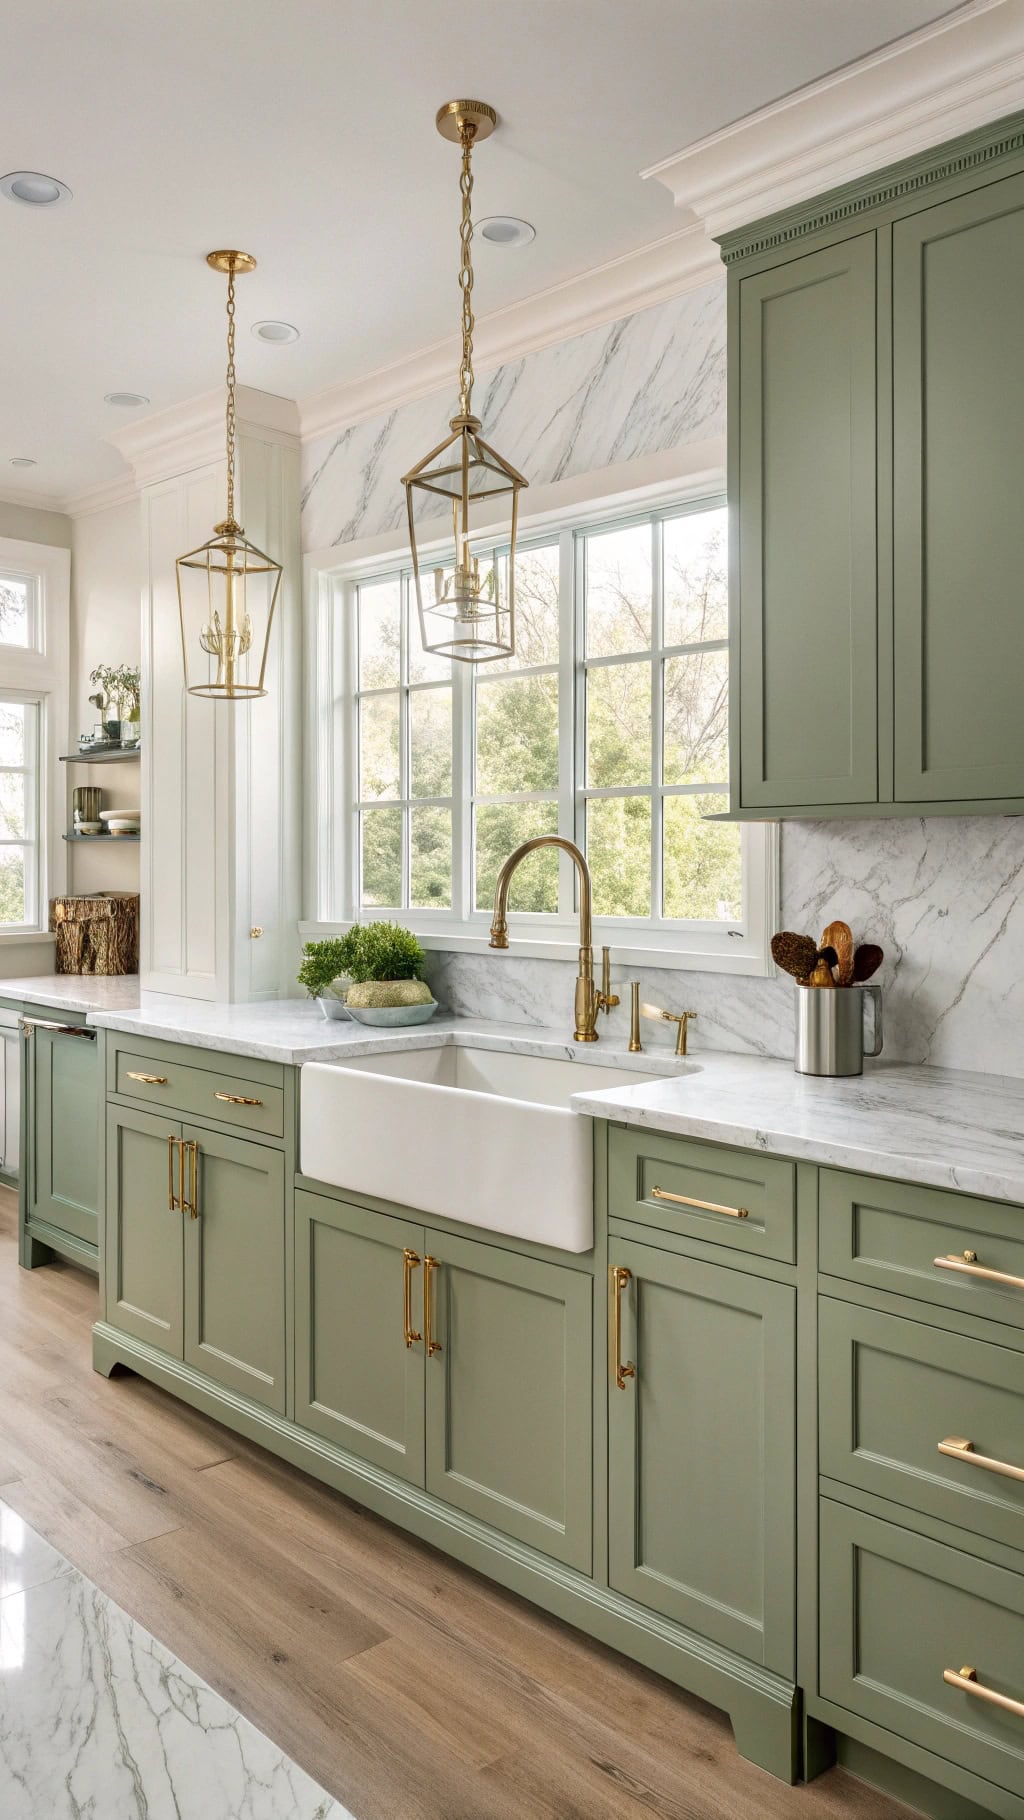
[0,484,69,516]
[298,223,722,444]
[64,472,140,518]
[107,384,301,492]
[642,0,1024,238]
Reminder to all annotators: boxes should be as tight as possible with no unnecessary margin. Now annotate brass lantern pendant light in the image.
[176,250,283,699]
[402,101,528,664]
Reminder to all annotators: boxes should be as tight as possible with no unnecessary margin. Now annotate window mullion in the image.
[651,516,664,926]
[557,526,576,919]
[454,648,473,920]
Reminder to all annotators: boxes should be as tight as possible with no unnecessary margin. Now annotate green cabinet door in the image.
[736,233,878,808]
[608,1239,795,1673]
[294,1190,426,1484]
[27,1024,99,1247]
[894,172,1024,802]
[104,1104,183,1356]
[424,1232,593,1572]
[183,1124,286,1414]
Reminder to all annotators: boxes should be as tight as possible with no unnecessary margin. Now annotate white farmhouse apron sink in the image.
[300,1046,688,1252]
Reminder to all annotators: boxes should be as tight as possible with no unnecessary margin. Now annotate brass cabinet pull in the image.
[168,1135,181,1212]
[128,1071,169,1086]
[650,1185,749,1219]
[934,1250,1024,1292]
[180,1140,199,1219]
[938,1436,1024,1484]
[402,1248,422,1348]
[944,1665,1024,1721]
[214,1091,264,1107]
[20,1018,96,1040]
[610,1265,635,1390]
[423,1255,442,1356]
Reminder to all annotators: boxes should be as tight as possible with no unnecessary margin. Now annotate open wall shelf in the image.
[63,832,140,844]
[59,749,141,765]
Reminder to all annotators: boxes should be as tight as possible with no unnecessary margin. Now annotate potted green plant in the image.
[297,938,353,1021]
[336,922,437,1026]
[89,663,141,746]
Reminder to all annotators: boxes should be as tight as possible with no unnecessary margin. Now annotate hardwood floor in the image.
[0,1187,914,1820]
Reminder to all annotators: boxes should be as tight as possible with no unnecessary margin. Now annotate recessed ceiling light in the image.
[252,320,300,344]
[104,391,150,408]
[479,216,535,247]
[9,457,36,468]
[1,170,72,207]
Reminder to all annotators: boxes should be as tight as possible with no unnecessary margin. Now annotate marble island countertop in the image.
[0,974,143,1015]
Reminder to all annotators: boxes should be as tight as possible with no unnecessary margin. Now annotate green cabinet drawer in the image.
[820,1499,1024,1798]
[820,1170,1024,1333]
[111,1043,284,1138]
[820,1297,1024,1553]
[608,1128,795,1262]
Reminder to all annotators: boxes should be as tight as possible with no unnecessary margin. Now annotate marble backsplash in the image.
[426,816,1024,1079]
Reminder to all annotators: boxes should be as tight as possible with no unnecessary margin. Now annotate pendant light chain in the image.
[457,123,477,419]
[224,261,238,527]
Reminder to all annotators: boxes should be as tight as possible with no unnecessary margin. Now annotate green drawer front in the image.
[112,1046,284,1138]
[820,1297,1024,1554]
[608,1128,795,1262]
[820,1499,1024,1797]
[820,1169,1024,1334]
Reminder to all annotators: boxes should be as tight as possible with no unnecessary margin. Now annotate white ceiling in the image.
[0,0,961,504]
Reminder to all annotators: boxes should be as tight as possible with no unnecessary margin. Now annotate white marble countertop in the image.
[0,974,142,1015]
[572,1053,1024,1206]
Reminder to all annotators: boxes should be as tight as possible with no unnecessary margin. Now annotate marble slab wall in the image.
[303,280,1024,1080]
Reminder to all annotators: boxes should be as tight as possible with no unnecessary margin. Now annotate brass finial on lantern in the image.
[401,102,527,664]
[175,250,283,700]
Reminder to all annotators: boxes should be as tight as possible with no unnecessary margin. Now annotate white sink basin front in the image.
[300,1044,690,1252]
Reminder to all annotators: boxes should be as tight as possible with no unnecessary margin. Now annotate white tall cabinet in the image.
[114,387,302,1002]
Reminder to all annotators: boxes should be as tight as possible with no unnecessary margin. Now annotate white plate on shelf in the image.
[99,810,140,823]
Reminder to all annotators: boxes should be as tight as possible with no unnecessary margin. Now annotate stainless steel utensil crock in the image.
[794,984,882,1077]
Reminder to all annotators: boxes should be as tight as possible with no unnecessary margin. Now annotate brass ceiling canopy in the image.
[401,98,527,665]
[175,249,283,700]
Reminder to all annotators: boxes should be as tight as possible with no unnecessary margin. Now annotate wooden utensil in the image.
[771,931,818,982]
[821,920,854,986]
[809,946,838,988]
[852,942,883,983]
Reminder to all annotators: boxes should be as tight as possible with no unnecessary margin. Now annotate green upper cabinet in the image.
[724,110,1024,818]
[893,171,1024,803]
[735,233,878,808]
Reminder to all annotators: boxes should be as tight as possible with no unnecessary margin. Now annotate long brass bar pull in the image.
[651,1185,749,1220]
[944,1666,1024,1721]
[168,1135,181,1212]
[129,1071,169,1085]
[423,1255,442,1356]
[402,1248,422,1348]
[939,1436,1024,1484]
[934,1251,1024,1292]
[180,1141,199,1219]
[610,1265,635,1390]
[214,1091,264,1107]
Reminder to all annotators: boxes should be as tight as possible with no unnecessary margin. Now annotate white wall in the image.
[67,498,142,900]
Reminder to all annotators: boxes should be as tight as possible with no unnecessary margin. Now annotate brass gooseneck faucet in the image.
[489,836,618,1041]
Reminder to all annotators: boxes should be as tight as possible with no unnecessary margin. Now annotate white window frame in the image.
[304,469,778,976]
[0,537,70,943]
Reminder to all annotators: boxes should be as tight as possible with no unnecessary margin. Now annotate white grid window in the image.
[0,697,41,931]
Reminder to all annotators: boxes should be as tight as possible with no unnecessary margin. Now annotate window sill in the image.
[0,931,54,948]
[298,921,773,978]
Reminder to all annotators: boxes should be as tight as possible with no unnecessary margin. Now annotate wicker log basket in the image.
[50,893,139,975]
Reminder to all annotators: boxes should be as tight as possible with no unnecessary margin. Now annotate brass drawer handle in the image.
[944,1665,1024,1721]
[181,1139,199,1219]
[610,1265,635,1390]
[934,1251,1024,1292]
[423,1255,442,1356]
[650,1185,749,1219]
[402,1248,422,1348]
[214,1091,264,1107]
[939,1436,1024,1484]
[168,1134,181,1212]
[128,1071,169,1086]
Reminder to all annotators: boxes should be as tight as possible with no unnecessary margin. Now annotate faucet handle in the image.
[597,945,620,1015]
[640,1002,698,1056]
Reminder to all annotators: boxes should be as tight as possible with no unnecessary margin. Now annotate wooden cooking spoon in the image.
[821,920,854,986]
[852,942,884,983]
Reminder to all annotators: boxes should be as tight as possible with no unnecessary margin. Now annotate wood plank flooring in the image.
[0,1187,915,1820]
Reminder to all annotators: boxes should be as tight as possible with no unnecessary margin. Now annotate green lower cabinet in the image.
[184,1124,286,1414]
[27,1023,99,1252]
[608,1238,796,1674]
[105,1104,184,1355]
[294,1189,425,1483]
[423,1231,593,1573]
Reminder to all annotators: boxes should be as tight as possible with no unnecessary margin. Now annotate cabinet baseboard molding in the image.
[25,1217,98,1274]
[91,1318,800,1784]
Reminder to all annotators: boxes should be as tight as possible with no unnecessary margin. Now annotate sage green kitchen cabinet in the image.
[723,110,1024,818]
[105,1103,183,1355]
[607,1237,796,1673]
[23,1018,100,1268]
[423,1230,593,1572]
[184,1123,286,1414]
[295,1188,426,1484]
